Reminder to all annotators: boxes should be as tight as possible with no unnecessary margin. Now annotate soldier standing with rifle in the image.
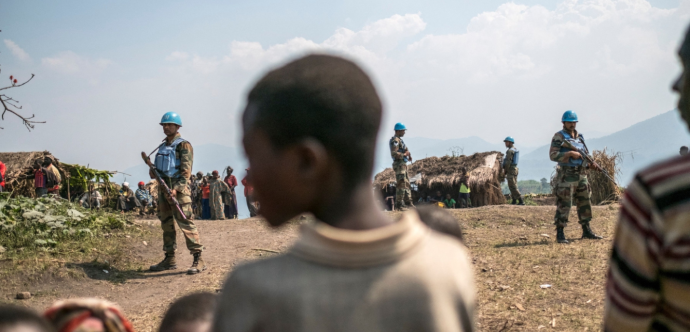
[146,112,206,274]
[389,123,414,211]
[502,136,524,205]
[549,110,603,244]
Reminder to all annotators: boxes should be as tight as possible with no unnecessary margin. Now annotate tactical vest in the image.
[390,136,408,162]
[503,147,519,168]
[558,130,585,167]
[155,137,186,178]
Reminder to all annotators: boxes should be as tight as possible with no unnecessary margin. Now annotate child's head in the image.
[445,193,451,199]
[0,305,54,332]
[242,54,382,226]
[415,205,464,243]
[44,298,133,332]
[159,292,217,332]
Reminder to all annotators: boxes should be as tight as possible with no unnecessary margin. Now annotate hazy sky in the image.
[1,0,688,172]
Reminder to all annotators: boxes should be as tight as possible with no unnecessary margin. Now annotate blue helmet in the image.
[160,112,182,126]
[562,110,578,122]
[394,122,407,131]
[504,136,515,143]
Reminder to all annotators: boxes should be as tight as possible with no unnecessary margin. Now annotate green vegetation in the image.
[502,178,551,195]
[0,193,155,283]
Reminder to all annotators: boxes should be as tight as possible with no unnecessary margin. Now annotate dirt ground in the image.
[1,204,619,332]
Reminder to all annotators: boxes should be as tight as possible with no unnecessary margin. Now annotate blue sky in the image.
[1,0,688,173]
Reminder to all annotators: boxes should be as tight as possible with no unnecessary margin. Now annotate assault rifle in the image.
[141,151,187,219]
[561,140,617,185]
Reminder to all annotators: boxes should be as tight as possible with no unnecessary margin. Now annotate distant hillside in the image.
[521,110,690,183]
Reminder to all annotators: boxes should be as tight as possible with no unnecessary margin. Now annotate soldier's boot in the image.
[556,227,569,244]
[149,253,177,271]
[517,197,525,206]
[187,252,207,275]
[581,223,603,240]
[510,199,517,205]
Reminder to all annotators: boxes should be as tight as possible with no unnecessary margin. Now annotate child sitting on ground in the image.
[213,54,476,332]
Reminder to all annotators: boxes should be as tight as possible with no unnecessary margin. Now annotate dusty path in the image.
[4,205,619,331]
[5,217,304,332]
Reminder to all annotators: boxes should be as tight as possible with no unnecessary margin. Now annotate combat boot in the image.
[581,223,603,240]
[187,252,207,275]
[556,227,569,244]
[149,253,176,271]
[517,197,525,206]
[510,199,517,205]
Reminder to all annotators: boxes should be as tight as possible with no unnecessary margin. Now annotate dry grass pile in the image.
[0,151,61,197]
[374,152,505,206]
[549,149,622,205]
[588,149,622,205]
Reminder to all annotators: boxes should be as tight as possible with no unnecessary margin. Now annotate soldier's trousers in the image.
[393,160,412,208]
[553,167,592,228]
[506,166,521,200]
[158,189,203,254]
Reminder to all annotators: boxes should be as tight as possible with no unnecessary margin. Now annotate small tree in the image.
[1,30,44,131]
[540,178,548,193]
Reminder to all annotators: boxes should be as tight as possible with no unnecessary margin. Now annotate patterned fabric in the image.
[0,161,5,187]
[604,154,690,332]
[44,298,134,332]
[208,178,230,220]
[506,166,521,200]
[135,188,151,202]
[549,129,583,165]
[393,159,412,209]
[158,185,203,253]
[553,166,592,227]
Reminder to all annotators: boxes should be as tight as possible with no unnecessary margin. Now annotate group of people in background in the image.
[190,166,257,220]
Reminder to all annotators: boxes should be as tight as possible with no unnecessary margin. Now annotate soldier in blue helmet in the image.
[389,123,414,210]
[502,136,523,205]
[149,112,207,274]
[549,110,602,244]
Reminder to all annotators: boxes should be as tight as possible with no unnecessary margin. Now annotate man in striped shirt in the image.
[604,26,690,331]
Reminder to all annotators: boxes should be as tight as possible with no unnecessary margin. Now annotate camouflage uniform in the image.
[156,133,203,254]
[390,136,413,209]
[504,147,521,200]
[549,130,592,227]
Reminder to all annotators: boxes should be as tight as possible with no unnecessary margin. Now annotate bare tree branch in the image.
[0,72,45,131]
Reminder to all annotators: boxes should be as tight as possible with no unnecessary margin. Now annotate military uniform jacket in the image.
[503,147,519,169]
[549,129,588,168]
[157,133,194,195]
[389,136,409,162]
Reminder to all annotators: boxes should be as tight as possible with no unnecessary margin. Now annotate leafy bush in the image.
[0,194,127,250]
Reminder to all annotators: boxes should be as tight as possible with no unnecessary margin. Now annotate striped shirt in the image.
[604,154,690,331]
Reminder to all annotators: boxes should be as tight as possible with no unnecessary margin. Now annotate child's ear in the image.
[295,138,329,180]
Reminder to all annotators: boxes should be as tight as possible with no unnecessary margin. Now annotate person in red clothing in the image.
[223,166,239,219]
[0,160,6,192]
[201,175,211,220]
[32,162,48,197]
[241,168,258,217]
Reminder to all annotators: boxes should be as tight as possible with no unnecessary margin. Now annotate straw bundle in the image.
[374,151,505,206]
[549,148,622,205]
[588,148,622,205]
[0,151,61,197]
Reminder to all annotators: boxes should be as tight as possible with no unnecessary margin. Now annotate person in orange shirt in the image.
[201,175,211,220]
[0,160,6,192]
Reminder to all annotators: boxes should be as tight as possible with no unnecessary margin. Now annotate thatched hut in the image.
[0,151,118,205]
[374,151,506,207]
[550,148,622,205]
[0,151,62,197]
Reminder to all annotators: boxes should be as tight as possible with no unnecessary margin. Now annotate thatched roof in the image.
[374,151,503,188]
[374,151,506,207]
[0,151,62,197]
